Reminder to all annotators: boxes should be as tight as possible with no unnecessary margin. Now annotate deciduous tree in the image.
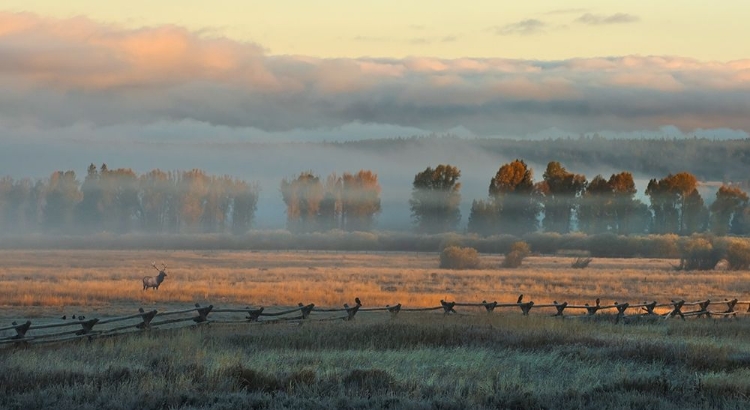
[539,162,587,234]
[608,172,641,235]
[281,172,324,233]
[467,199,498,236]
[75,164,103,232]
[230,179,260,235]
[578,175,612,234]
[646,172,704,235]
[42,171,81,233]
[341,170,381,232]
[488,159,539,236]
[409,164,462,234]
[710,185,749,235]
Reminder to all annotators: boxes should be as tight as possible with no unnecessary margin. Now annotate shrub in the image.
[644,234,680,258]
[502,241,531,268]
[677,236,722,271]
[586,233,641,258]
[571,257,593,269]
[726,241,750,270]
[439,246,480,269]
[522,232,561,255]
[438,233,464,252]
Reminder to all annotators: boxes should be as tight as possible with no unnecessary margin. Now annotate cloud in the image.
[493,19,547,36]
[1,12,749,139]
[575,13,640,25]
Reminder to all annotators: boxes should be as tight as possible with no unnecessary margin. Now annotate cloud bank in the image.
[493,19,547,36]
[575,13,640,25]
[1,12,749,139]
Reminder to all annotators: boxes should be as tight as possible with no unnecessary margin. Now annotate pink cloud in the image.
[1,12,749,136]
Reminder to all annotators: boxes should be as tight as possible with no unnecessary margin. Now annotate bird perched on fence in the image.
[517,294,524,304]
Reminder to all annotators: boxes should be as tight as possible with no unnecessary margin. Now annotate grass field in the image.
[2,250,750,409]
[1,250,748,316]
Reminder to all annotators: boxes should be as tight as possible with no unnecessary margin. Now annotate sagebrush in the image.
[439,246,480,269]
[726,241,750,270]
[502,241,531,268]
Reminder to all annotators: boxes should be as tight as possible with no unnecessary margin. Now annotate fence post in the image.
[11,320,31,340]
[585,298,601,315]
[553,301,568,317]
[666,300,685,320]
[136,308,158,329]
[193,304,214,323]
[76,318,99,336]
[696,300,711,318]
[519,301,534,315]
[246,307,264,322]
[343,299,362,321]
[642,301,657,315]
[298,303,315,319]
[614,302,629,324]
[724,299,739,317]
[482,300,498,313]
[440,300,457,314]
[387,304,401,317]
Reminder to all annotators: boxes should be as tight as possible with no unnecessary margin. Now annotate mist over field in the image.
[1,134,743,231]
[0,135,501,230]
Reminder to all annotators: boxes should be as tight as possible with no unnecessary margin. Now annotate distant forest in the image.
[0,137,749,237]
[335,135,750,183]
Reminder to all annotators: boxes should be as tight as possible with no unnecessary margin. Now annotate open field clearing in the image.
[4,313,750,409]
[3,251,750,409]
[1,250,749,320]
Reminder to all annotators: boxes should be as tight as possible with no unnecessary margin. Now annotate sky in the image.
[1,1,748,227]
[1,1,749,147]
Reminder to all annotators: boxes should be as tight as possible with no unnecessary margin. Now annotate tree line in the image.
[0,160,748,237]
[0,164,259,235]
[335,135,750,183]
[412,160,749,237]
[280,170,381,233]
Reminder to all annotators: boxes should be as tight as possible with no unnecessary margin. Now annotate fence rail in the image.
[2,295,749,346]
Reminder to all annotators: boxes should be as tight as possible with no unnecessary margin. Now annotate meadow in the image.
[2,250,750,409]
[1,250,749,315]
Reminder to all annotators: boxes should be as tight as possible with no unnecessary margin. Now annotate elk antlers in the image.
[152,262,167,272]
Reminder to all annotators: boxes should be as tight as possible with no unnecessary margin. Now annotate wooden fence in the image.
[2,295,749,346]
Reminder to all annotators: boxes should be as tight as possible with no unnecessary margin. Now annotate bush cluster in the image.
[726,241,750,270]
[439,246,480,269]
[0,230,747,262]
[502,241,531,268]
[676,237,723,271]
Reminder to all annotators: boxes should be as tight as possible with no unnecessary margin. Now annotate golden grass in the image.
[1,250,749,319]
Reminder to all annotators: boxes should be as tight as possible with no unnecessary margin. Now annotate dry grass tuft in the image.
[571,257,593,269]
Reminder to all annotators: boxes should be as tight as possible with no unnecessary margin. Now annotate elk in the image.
[143,262,168,290]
